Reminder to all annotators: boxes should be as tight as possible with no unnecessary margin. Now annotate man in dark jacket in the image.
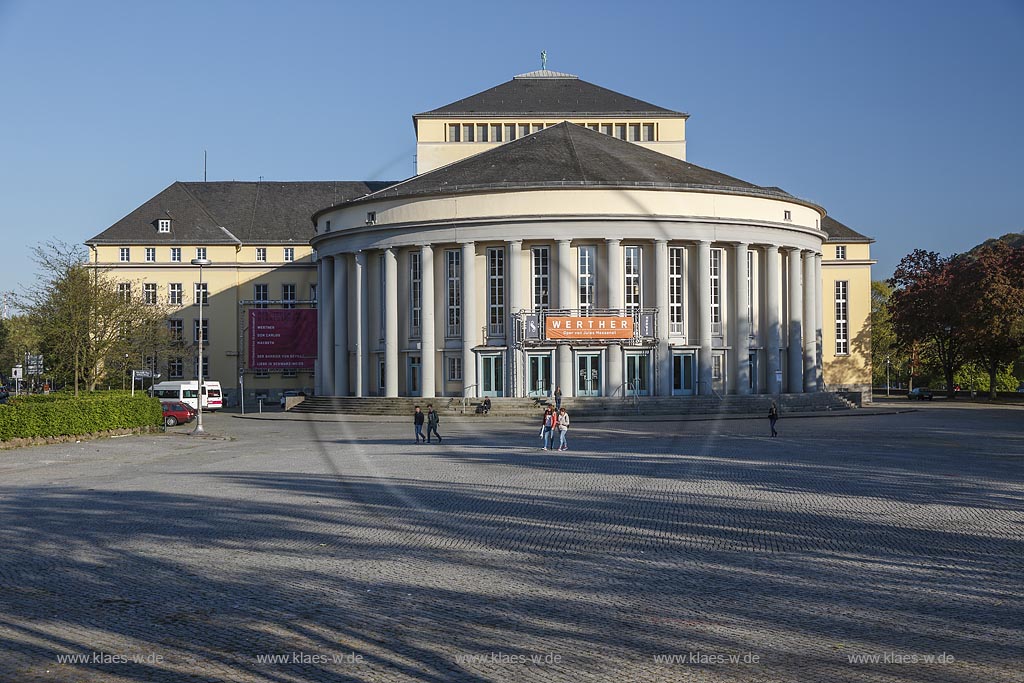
[426,404,442,443]
[413,406,426,443]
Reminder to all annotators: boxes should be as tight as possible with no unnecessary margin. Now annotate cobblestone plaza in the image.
[1,403,1021,682]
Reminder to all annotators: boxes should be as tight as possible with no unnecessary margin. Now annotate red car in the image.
[162,401,196,427]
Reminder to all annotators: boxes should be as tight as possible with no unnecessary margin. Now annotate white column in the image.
[606,238,623,396]
[354,251,368,397]
[802,250,817,393]
[315,258,324,396]
[462,241,477,398]
[733,242,751,395]
[765,245,782,395]
[320,255,335,396]
[787,247,804,393]
[333,254,349,396]
[508,240,523,397]
[654,239,671,396]
[384,248,399,397]
[421,245,436,399]
[697,240,713,394]
[557,239,573,396]
[815,252,823,390]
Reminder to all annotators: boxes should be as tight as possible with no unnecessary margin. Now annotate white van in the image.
[151,380,223,412]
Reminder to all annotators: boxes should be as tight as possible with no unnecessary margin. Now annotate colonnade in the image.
[315,240,822,398]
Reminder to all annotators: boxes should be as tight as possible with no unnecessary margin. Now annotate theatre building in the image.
[311,69,874,400]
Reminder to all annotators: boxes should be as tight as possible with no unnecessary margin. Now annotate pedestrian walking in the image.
[557,407,570,451]
[554,386,563,411]
[426,404,442,443]
[768,400,779,437]
[541,405,556,450]
[413,405,426,443]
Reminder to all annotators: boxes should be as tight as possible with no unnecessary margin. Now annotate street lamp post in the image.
[191,258,211,435]
[886,356,890,397]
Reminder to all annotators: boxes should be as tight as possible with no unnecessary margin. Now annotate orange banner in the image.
[545,316,634,340]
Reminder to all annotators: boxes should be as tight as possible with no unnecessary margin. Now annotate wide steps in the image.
[289,393,853,418]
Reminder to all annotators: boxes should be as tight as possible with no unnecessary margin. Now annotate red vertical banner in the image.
[248,309,318,370]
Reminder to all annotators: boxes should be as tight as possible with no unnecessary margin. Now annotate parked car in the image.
[907,387,934,400]
[161,401,196,426]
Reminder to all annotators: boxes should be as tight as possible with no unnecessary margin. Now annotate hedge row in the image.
[0,394,163,441]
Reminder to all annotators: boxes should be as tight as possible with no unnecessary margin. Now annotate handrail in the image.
[615,381,641,413]
[461,384,479,414]
[697,380,723,400]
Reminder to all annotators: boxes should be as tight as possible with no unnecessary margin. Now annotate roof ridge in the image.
[562,123,588,183]
[176,181,227,233]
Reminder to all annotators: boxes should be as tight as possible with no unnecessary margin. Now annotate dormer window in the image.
[366,212,377,225]
[157,219,171,233]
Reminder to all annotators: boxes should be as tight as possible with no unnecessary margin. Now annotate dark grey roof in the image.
[416,72,686,118]
[87,181,396,245]
[336,122,810,210]
[821,215,873,243]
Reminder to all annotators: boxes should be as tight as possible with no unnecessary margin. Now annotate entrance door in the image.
[748,351,758,394]
[481,355,504,397]
[407,356,421,397]
[625,351,650,396]
[672,351,695,396]
[576,353,601,396]
[527,353,552,397]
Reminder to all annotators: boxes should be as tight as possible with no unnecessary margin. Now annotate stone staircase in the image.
[288,393,854,419]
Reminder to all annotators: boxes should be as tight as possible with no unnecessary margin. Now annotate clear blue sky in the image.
[1,0,1022,300]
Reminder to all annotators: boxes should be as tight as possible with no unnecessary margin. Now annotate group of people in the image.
[540,404,570,451]
[412,405,442,443]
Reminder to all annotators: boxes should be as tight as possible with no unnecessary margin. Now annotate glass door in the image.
[407,356,421,397]
[625,351,650,396]
[576,353,602,396]
[672,352,695,396]
[748,351,758,394]
[481,355,504,397]
[528,353,552,397]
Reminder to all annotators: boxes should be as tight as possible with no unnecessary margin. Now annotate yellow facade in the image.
[821,241,874,394]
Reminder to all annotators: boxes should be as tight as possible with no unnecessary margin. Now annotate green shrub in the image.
[0,394,162,441]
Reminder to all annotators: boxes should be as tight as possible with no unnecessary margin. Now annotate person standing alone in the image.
[413,406,426,444]
[768,400,779,437]
[554,386,563,412]
[426,404,442,443]
[557,407,570,451]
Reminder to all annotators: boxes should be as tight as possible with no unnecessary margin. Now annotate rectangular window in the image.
[504,124,516,141]
[624,245,642,312]
[410,250,422,337]
[783,210,792,221]
[254,283,268,308]
[256,247,267,262]
[281,369,297,378]
[118,282,131,300]
[378,359,386,392]
[615,123,627,140]
[476,124,488,142]
[145,247,156,263]
[836,245,847,260]
[587,123,599,131]
[193,318,209,344]
[448,123,461,142]
[194,282,208,305]
[446,250,461,338]
[447,356,463,381]
[835,280,849,355]
[642,123,655,141]
[710,248,722,335]
[669,247,685,335]
[629,123,641,141]
[531,246,550,310]
[284,247,295,262]
[489,124,501,142]
[120,248,130,262]
[168,283,182,305]
[518,123,530,138]
[281,284,296,309]
[531,123,543,134]
[196,247,206,260]
[712,354,723,381]
[170,247,181,263]
[487,247,505,336]
[194,356,209,379]
[167,357,183,379]
[168,319,183,342]
[254,369,269,379]
[157,219,171,233]
[577,245,596,315]
[600,123,613,136]
[143,283,157,305]
[462,124,474,142]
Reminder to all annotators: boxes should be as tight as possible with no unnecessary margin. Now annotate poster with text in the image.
[248,309,318,370]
